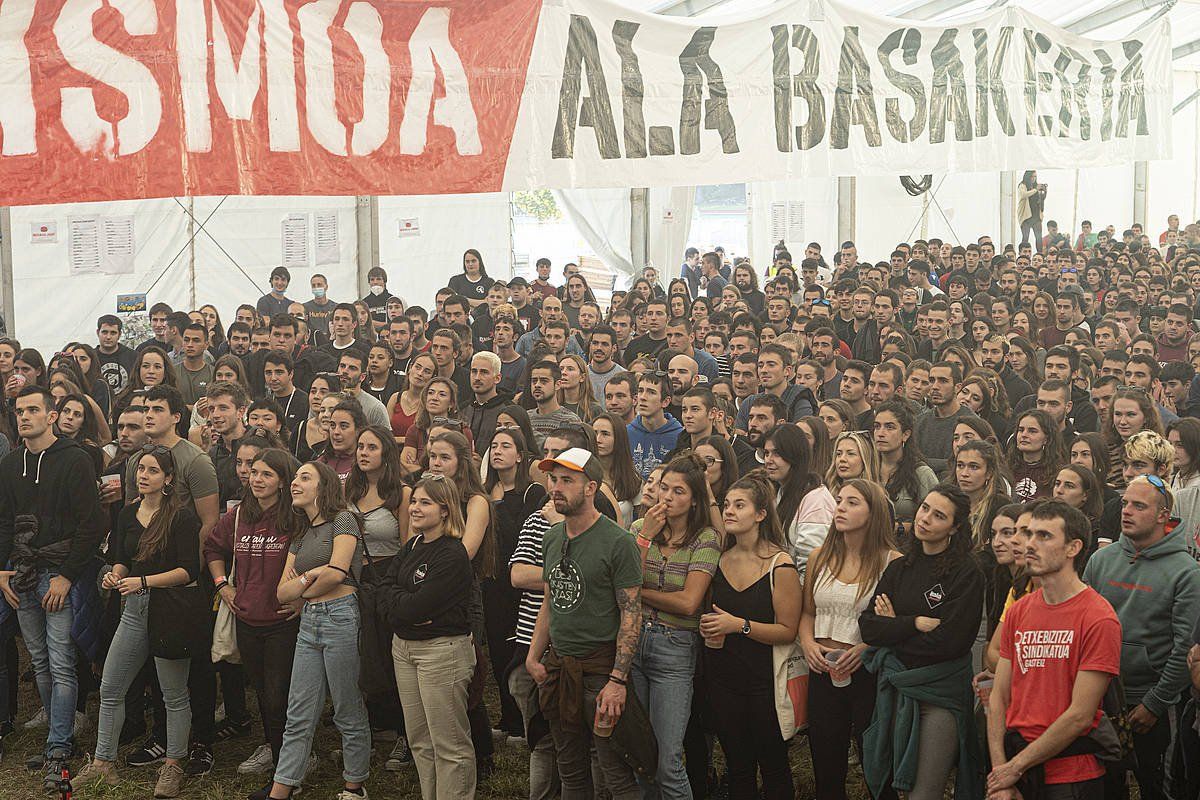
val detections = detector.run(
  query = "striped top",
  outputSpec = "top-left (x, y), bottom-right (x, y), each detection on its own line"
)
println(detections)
top-left (632, 522), bottom-right (722, 630)
top-left (509, 511), bottom-right (552, 646)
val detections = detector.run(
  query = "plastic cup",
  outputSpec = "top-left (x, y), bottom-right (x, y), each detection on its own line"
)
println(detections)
top-left (101, 474), bottom-right (121, 490)
top-left (827, 649), bottom-right (851, 688)
top-left (977, 678), bottom-right (994, 706)
top-left (593, 707), bottom-right (615, 738)
top-left (226, 499), bottom-right (242, 513)
top-left (704, 633), bottom-right (725, 649)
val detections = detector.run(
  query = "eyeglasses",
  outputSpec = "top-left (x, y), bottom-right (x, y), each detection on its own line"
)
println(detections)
top-left (495, 424), bottom-right (522, 434)
top-left (700, 456), bottom-right (722, 467)
top-left (810, 299), bottom-right (831, 308)
top-left (420, 472), bottom-right (447, 481)
top-left (431, 416), bottom-right (464, 428)
top-left (1060, 268), bottom-right (1078, 274)
top-left (140, 444), bottom-right (170, 456)
top-left (556, 534), bottom-right (574, 577)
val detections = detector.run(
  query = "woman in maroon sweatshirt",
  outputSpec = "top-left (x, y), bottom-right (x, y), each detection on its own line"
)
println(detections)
top-left (204, 448), bottom-right (304, 799)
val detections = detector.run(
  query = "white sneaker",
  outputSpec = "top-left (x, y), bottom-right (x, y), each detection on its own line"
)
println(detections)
top-left (336, 790), bottom-right (367, 800)
top-left (23, 707), bottom-right (47, 730)
top-left (73, 711), bottom-right (90, 737)
top-left (237, 744), bottom-right (274, 775)
top-left (214, 703), bottom-right (225, 722)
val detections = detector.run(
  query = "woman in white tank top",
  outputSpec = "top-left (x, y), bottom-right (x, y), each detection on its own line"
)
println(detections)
top-left (799, 479), bottom-right (901, 800)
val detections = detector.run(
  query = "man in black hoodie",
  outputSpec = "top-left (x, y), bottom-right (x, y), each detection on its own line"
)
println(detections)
top-left (464, 352), bottom-right (511, 457)
top-left (0, 386), bottom-right (102, 786)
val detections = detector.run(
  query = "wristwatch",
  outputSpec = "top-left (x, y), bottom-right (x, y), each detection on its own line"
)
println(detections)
top-left (741, 619), bottom-right (751, 635)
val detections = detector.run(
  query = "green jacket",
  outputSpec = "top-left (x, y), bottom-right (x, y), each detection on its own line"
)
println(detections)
top-left (1082, 525), bottom-right (1200, 717)
top-left (862, 648), bottom-right (982, 800)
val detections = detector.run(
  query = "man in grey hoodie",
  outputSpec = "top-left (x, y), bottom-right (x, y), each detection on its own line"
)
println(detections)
top-left (1083, 476), bottom-right (1200, 800)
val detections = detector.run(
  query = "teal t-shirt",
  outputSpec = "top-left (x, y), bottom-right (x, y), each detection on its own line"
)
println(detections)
top-left (542, 514), bottom-right (643, 657)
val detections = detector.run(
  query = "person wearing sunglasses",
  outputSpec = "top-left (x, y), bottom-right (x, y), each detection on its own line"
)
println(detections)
top-left (1083, 475), bottom-right (1200, 800)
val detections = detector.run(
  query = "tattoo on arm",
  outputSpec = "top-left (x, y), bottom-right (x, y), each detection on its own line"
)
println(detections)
top-left (613, 586), bottom-right (641, 678)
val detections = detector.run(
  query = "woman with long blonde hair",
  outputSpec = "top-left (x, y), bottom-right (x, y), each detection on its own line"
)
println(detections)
top-left (824, 431), bottom-right (882, 498)
top-left (800, 479), bottom-right (900, 800)
top-left (556, 354), bottom-right (598, 423)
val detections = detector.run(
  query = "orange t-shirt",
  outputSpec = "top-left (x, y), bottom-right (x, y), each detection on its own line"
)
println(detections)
top-left (999, 587), bottom-right (1121, 784)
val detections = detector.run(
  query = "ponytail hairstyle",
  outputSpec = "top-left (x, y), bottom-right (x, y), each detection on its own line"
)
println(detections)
top-left (723, 471), bottom-right (788, 553)
top-left (911, 483), bottom-right (975, 578)
top-left (657, 454), bottom-right (715, 549)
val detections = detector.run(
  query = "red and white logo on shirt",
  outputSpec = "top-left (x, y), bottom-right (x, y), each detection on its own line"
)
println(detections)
top-left (1013, 629), bottom-right (1076, 674)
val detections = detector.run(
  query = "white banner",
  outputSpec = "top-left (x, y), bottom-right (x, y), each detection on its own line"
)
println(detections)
top-left (504, 0), bottom-right (1172, 189)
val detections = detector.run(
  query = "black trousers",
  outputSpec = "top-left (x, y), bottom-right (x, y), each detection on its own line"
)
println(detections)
top-left (1104, 708), bottom-right (1172, 800)
top-left (807, 668), bottom-right (896, 800)
top-left (481, 582), bottom-right (521, 734)
top-left (708, 686), bottom-right (792, 800)
top-left (236, 617), bottom-right (299, 764)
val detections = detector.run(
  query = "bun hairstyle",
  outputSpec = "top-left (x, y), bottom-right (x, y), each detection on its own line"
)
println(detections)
top-left (723, 470), bottom-right (788, 553)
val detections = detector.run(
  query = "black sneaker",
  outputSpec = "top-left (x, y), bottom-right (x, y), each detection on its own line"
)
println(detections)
top-left (185, 743), bottom-right (214, 776)
top-left (215, 718), bottom-right (252, 741)
top-left (247, 781), bottom-right (272, 800)
top-left (126, 737), bottom-right (166, 767)
top-left (476, 756), bottom-right (494, 784)
top-left (42, 756), bottom-right (68, 792)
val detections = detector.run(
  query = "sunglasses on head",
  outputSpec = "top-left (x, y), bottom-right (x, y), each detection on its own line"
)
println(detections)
top-left (431, 416), bottom-right (464, 428)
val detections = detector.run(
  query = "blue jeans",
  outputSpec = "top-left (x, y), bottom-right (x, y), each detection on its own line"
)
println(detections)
top-left (630, 622), bottom-right (699, 800)
top-left (96, 592), bottom-right (191, 762)
top-left (274, 594), bottom-right (371, 787)
top-left (17, 570), bottom-right (76, 758)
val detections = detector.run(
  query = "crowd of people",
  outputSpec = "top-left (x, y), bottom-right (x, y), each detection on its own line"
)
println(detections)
top-left (0, 215), bottom-right (1199, 800)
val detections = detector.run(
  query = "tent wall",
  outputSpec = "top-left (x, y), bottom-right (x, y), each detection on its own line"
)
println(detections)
top-left (377, 193), bottom-right (513, 310)
top-left (12, 199), bottom-right (190, 355)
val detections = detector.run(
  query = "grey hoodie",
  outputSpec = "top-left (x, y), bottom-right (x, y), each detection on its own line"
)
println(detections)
top-left (1083, 526), bottom-right (1200, 716)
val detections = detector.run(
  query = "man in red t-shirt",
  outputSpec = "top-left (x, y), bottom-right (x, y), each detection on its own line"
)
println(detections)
top-left (987, 501), bottom-right (1121, 800)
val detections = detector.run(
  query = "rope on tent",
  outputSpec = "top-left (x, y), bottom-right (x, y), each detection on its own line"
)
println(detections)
top-left (169, 197), bottom-right (264, 295)
top-left (70, 196), bottom-right (230, 331)
top-left (903, 175), bottom-right (962, 246)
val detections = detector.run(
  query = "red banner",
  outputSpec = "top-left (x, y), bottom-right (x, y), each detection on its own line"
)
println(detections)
top-left (0, 0), bottom-right (541, 206)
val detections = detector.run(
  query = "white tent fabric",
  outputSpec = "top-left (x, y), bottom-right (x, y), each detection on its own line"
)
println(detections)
top-left (648, 186), bottom-right (696, 278)
top-left (552, 188), bottom-right (635, 277)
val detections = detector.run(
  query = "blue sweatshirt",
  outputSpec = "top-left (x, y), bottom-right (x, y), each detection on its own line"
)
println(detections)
top-left (627, 414), bottom-right (683, 479)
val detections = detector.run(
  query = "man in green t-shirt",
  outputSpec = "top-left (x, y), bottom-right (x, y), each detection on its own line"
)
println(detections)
top-left (527, 448), bottom-right (643, 800)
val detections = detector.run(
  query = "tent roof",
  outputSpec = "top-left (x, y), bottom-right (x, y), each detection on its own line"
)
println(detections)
top-left (620, 0), bottom-right (1200, 70)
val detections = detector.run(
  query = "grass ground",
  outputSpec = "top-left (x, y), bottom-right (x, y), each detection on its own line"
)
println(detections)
top-left (0, 646), bottom-right (867, 800)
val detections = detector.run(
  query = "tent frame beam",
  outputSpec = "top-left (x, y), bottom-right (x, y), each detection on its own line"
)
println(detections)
top-left (0, 209), bottom-right (12, 336)
top-left (1065, 0), bottom-right (1170, 36)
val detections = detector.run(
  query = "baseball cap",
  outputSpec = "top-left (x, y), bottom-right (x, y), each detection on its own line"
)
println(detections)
top-left (508, 277), bottom-right (529, 288)
top-left (538, 447), bottom-right (604, 482)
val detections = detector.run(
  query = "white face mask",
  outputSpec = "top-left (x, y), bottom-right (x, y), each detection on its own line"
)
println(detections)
top-left (369, 285), bottom-right (385, 296)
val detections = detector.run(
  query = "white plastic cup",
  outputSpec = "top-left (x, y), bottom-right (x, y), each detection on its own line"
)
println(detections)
top-left (826, 649), bottom-right (851, 688)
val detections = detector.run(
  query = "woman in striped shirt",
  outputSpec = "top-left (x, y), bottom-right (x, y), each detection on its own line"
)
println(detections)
top-left (629, 454), bottom-right (722, 799)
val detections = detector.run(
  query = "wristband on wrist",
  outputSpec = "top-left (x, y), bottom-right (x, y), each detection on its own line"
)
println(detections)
top-left (299, 572), bottom-right (309, 587)
top-left (139, 576), bottom-right (148, 594)
top-left (214, 578), bottom-right (229, 592)
top-left (608, 675), bottom-right (627, 686)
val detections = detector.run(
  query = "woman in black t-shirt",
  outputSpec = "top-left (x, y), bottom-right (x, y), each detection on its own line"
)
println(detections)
top-left (447, 249), bottom-right (495, 309)
top-left (75, 447), bottom-right (200, 798)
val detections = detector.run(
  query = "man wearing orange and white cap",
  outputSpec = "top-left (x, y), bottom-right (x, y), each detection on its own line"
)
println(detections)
top-left (525, 448), bottom-right (643, 800)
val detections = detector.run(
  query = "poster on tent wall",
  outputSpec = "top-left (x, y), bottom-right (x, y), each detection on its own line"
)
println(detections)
top-left (0, 0), bottom-right (1172, 206)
